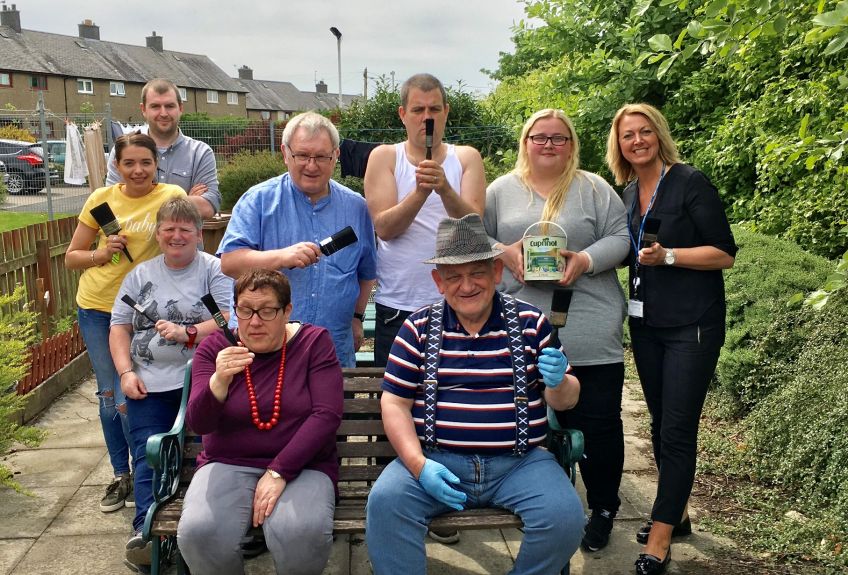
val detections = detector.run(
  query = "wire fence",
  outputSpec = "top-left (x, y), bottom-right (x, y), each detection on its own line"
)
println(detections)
top-left (1, 103), bottom-right (517, 216)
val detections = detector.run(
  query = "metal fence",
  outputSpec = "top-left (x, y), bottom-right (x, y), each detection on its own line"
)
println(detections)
top-left (1, 98), bottom-right (516, 217)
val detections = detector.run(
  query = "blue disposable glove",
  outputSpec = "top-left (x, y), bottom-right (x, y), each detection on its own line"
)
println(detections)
top-left (417, 459), bottom-right (467, 511)
top-left (538, 347), bottom-right (568, 388)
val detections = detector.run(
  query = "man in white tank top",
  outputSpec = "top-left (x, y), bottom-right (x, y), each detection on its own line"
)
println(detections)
top-left (364, 73), bottom-right (486, 369)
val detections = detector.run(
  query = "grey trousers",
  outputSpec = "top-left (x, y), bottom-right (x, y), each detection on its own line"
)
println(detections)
top-left (177, 462), bottom-right (335, 575)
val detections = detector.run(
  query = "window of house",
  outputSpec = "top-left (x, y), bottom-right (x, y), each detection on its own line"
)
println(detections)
top-left (109, 81), bottom-right (125, 97)
top-left (227, 92), bottom-right (238, 105)
top-left (30, 75), bottom-right (47, 90)
top-left (0, 72), bottom-right (11, 87)
top-left (178, 87), bottom-right (187, 101)
top-left (206, 90), bottom-right (218, 104)
top-left (77, 78), bottom-right (94, 94)
top-left (278, 111), bottom-right (290, 121)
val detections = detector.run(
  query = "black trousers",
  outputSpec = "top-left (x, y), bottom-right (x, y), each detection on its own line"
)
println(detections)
top-left (629, 308), bottom-right (724, 525)
top-left (555, 362), bottom-right (625, 515)
top-left (374, 302), bottom-right (412, 368)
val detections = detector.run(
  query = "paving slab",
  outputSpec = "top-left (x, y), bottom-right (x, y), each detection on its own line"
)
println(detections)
top-left (1, 447), bottom-right (103, 489)
top-left (45, 485), bottom-right (135, 536)
top-left (0, 486), bottom-right (77, 538)
top-left (8, 533), bottom-right (130, 575)
top-left (0, 539), bottom-right (34, 575)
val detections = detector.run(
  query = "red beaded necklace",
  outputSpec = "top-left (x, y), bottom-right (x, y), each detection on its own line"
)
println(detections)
top-left (243, 329), bottom-right (287, 431)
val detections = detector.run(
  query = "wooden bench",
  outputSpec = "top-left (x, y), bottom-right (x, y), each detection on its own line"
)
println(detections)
top-left (143, 363), bottom-right (583, 574)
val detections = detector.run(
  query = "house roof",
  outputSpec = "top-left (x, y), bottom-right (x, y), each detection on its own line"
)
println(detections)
top-left (237, 77), bottom-right (359, 112)
top-left (0, 26), bottom-right (246, 93)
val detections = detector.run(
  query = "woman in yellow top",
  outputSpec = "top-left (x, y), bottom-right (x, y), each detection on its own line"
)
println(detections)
top-left (65, 132), bottom-right (185, 515)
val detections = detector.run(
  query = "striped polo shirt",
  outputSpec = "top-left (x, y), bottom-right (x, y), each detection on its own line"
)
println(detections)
top-left (383, 293), bottom-right (564, 455)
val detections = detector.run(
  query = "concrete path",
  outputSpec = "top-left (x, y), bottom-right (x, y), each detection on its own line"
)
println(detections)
top-left (0, 376), bottom-right (736, 574)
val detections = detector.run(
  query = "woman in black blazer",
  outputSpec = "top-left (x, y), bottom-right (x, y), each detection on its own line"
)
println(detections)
top-left (606, 104), bottom-right (737, 575)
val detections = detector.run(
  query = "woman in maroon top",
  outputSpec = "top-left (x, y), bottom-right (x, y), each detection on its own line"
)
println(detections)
top-left (178, 269), bottom-right (343, 575)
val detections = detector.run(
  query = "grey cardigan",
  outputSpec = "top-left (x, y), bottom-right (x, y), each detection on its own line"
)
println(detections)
top-left (484, 171), bottom-right (629, 365)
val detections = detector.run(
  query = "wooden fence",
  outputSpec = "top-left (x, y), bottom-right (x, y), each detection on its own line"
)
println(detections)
top-left (0, 216), bottom-right (82, 332)
top-left (1, 216), bottom-right (85, 394)
top-left (18, 322), bottom-right (86, 395)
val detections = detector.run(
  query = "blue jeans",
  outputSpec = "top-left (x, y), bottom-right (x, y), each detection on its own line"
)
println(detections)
top-left (366, 447), bottom-right (585, 575)
top-left (126, 389), bottom-right (183, 532)
top-left (78, 307), bottom-right (131, 476)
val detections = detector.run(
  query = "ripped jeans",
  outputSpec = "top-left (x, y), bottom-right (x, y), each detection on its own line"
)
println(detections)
top-left (78, 307), bottom-right (131, 476)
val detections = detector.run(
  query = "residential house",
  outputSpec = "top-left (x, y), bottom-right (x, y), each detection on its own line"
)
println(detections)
top-left (0, 4), bottom-right (247, 129)
top-left (235, 65), bottom-right (358, 122)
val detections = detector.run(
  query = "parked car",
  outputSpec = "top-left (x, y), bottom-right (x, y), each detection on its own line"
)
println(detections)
top-left (0, 139), bottom-right (59, 194)
top-left (45, 140), bottom-right (65, 185)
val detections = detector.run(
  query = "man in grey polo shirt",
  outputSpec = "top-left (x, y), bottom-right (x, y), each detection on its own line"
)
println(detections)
top-left (106, 78), bottom-right (220, 218)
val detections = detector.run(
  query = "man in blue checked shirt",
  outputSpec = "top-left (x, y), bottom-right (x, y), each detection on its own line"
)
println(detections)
top-left (365, 214), bottom-right (585, 575)
top-left (218, 111), bottom-right (377, 368)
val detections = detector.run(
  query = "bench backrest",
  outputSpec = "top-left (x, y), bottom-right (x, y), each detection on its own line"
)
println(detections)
top-left (179, 367), bottom-right (391, 497)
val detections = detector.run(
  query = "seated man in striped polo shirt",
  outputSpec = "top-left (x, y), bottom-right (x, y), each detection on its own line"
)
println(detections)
top-left (365, 213), bottom-right (585, 575)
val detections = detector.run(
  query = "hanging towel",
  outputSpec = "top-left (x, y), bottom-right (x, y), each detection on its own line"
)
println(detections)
top-left (339, 139), bottom-right (381, 178)
top-left (64, 123), bottom-right (88, 185)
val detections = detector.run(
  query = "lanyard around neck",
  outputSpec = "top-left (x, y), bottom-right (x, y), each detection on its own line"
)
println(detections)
top-left (627, 163), bottom-right (666, 261)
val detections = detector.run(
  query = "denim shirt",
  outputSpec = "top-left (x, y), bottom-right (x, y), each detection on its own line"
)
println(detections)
top-left (218, 173), bottom-right (377, 367)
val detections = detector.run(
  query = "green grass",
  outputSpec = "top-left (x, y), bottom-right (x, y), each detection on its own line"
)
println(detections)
top-left (0, 212), bottom-right (74, 233)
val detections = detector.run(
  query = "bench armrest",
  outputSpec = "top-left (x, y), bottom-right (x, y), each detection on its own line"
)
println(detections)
top-left (546, 405), bottom-right (584, 484)
top-left (142, 360), bottom-right (193, 540)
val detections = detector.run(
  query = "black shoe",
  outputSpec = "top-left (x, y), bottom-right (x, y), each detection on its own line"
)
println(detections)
top-left (242, 538), bottom-right (268, 558)
top-left (635, 516), bottom-right (691, 545)
top-left (582, 509), bottom-right (614, 552)
top-left (634, 548), bottom-right (671, 575)
top-left (427, 528), bottom-right (460, 544)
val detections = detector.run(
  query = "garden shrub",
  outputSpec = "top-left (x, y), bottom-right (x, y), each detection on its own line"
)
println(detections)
top-left (731, 286), bottom-right (848, 568)
top-left (713, 225), bottom-right (831, 415)
top-left (0, 125), bottom-right (35, 142)
top-left (218, 151), bottom-right (286, 211)
top-left (0, 286), bottom-right (44, 492)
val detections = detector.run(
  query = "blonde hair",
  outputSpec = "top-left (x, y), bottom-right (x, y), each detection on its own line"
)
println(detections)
top-left (514, 109), bottom-right (580, 233)
top-left (606, 103), bottom-right (681, 185)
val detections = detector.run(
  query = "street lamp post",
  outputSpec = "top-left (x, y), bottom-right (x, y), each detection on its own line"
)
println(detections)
top-left (329, 27), bottom-right (342, 109)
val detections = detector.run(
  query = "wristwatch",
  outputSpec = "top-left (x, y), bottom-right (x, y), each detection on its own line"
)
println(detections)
top-left (267, 468), bottom-right (282, 480)
top-left (664, 248), bottom-right (676, 266)
top-left (185, 325), bottom-right (198, 349)
top-left (353, 312), bottom-right (365, 322)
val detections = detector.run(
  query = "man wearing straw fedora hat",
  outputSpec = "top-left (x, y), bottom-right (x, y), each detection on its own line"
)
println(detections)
top-left (365, 214), bottom-right (585, 574)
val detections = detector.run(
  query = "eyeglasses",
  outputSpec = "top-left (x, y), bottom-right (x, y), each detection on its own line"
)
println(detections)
top-left (527, 134), bottom-right (572, 146)
top-left (234, 306), bottom-right (282, 321)
top-left (288, 151), bottom-right (335, 166)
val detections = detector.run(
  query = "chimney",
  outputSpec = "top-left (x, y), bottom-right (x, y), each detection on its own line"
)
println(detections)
top-left (146, 31), bottom-right (163, 52)
top-left (238, 65), bottom-right (253, 80)
top-left (316, 80), bottom-right (328, 94)
top-left (0, 4), bottom-right (21, 33)
top-left (78, 19), bottom-right (100, 40)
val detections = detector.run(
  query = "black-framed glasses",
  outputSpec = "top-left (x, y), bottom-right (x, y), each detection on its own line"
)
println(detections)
top-left (527, 134), bottom-right (572, 146)
top-left (288, 150), bottom-right (335, 166)
top-left (234, 306), bottom-right (282, 321)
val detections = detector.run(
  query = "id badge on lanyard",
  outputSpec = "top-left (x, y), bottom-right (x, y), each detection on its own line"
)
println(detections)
top-left (626, 164), bottom-right (665, 319)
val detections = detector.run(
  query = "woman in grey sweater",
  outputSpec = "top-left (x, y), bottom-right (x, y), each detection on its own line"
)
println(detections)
top-left (483, 108), bottom-right (629, 552)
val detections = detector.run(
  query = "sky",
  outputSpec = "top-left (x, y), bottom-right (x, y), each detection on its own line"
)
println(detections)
top-left (10, 0), bottom-right (534, 95)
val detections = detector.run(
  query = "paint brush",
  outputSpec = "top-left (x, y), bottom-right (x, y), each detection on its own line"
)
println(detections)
top-left (200, 294), bottom-right (238, 346)
top-left (89, 202), bottom-right (133, 263)
top-left (120, 294), bottom-right (157, 323)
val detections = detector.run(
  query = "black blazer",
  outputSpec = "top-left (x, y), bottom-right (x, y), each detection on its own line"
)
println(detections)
top-left (623, 163), bottom-right (738, 328)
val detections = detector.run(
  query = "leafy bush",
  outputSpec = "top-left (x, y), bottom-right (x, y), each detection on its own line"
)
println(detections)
top-left (714, 225), bottom-right (831, 415)
top-left (218, 150), bottom-right (286, 211)
top-left (703, 285), bottom-right (848, 569)
top-left (0, 286), bottom-right (44, 492)
top-left (0, 125), bottom-right (35, 142)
